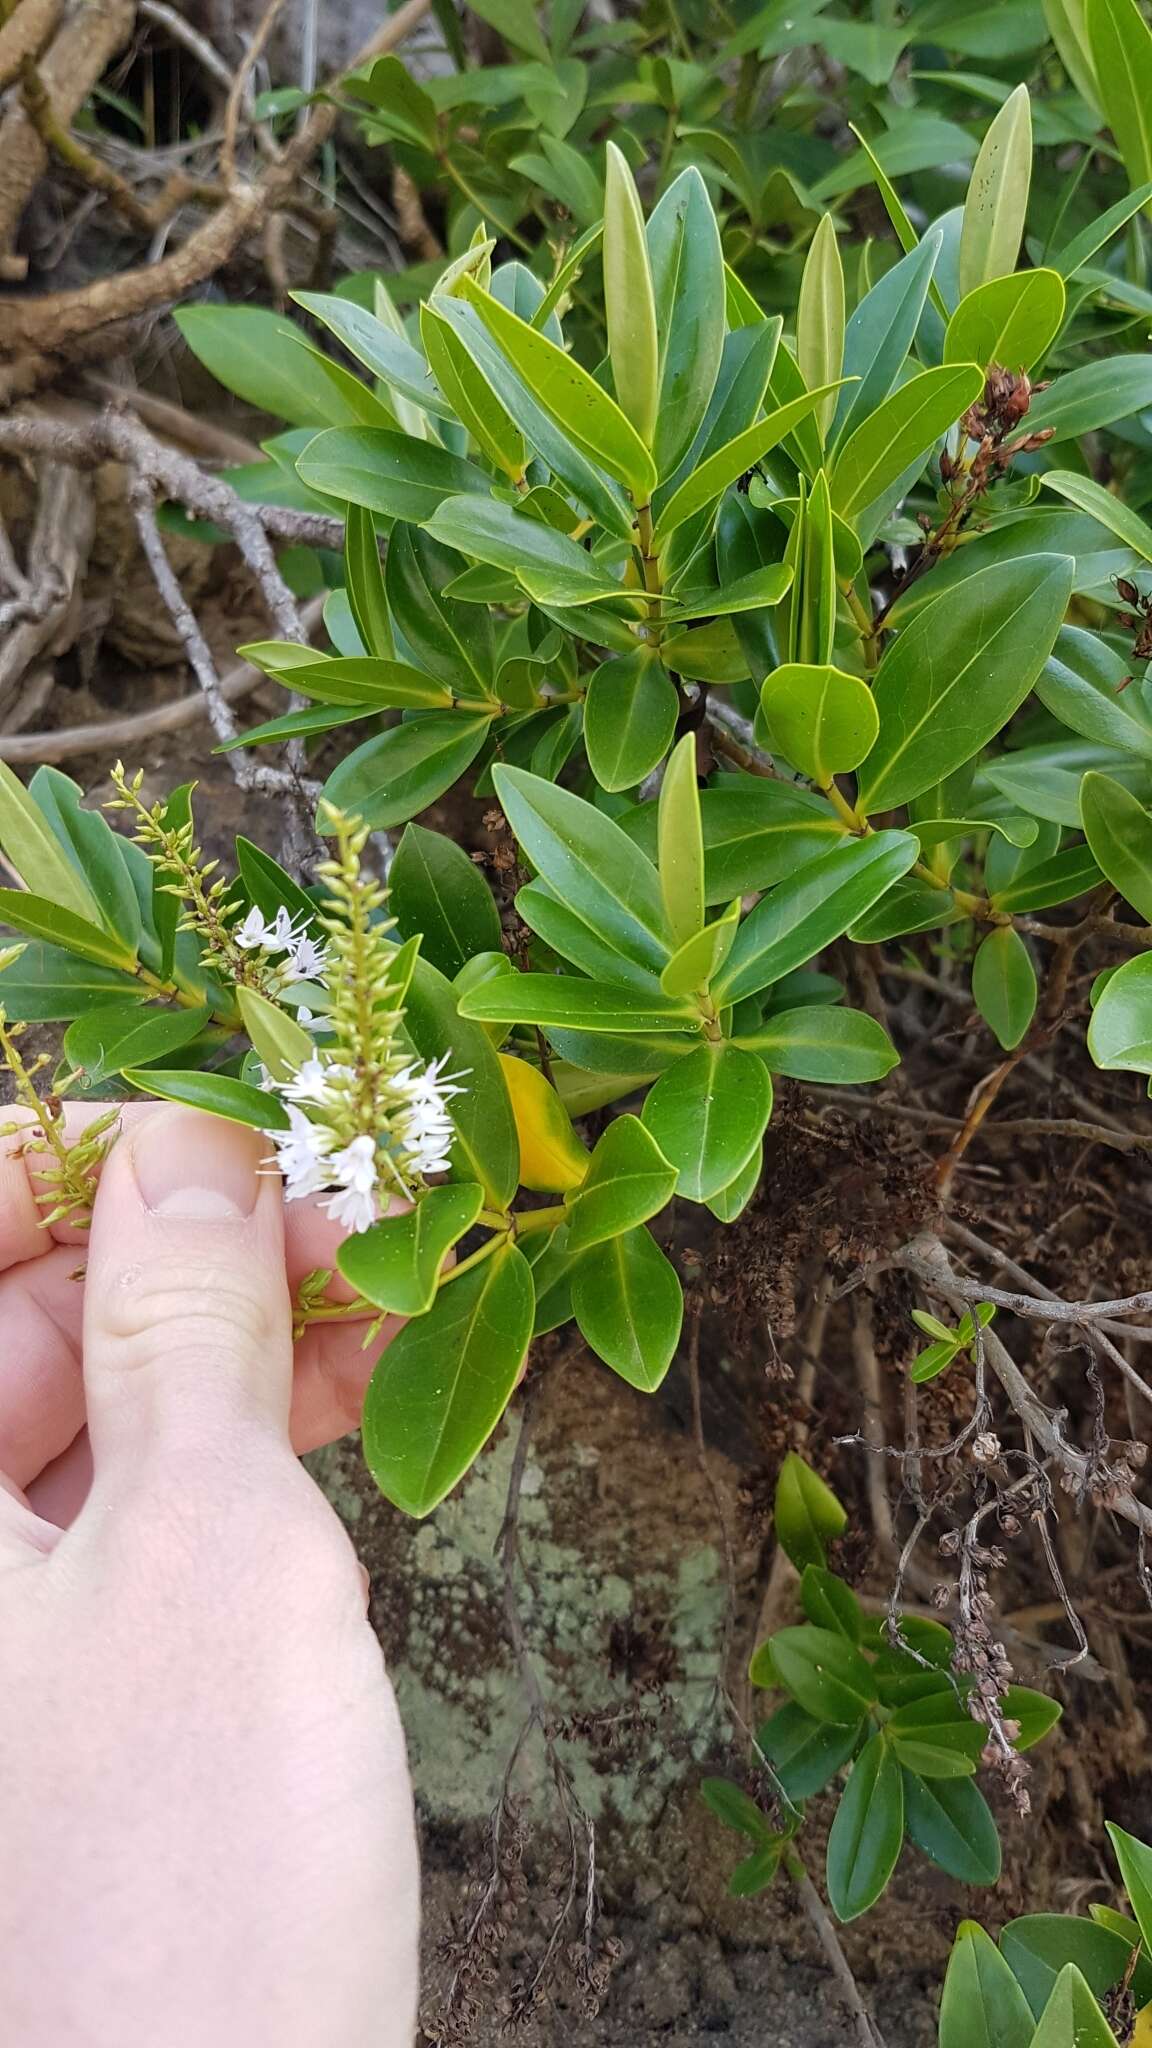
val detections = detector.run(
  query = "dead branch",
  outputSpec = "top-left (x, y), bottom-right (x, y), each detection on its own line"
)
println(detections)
top-left (0, 461), bottom-right (92, 726)
top-left (0, 0), bottom-right (61, 95)
top-left (0, 0), bottom-right (432, 374)
top-left (0, 0), bottom-right (135, 260)
top-left (897, 1239), bottom-right (1152, 1333)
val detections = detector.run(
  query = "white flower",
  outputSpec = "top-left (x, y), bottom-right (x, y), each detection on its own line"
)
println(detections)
top-left (235, 905), bottom-right (272, 951)
top-left (392, 1051), bottom-right (467, 1175)
top-left (323, 1133), bottom-right (378, 1233)
top-left (235, 902), bottom-right (299, 955)
top-left (284, 928), bottom-right (329, 981)
top-left (264, 1103), bottom-right (334, 1201)
top-left (279, 1054), bottom-right (351, 1107)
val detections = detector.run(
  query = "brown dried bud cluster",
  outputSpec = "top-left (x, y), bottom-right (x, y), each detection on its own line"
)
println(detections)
top-left (952, 366), bottom-right (1056, 476)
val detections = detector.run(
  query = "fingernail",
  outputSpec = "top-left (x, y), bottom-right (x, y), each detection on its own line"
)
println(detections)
top-left (131, 1107), bottom-right (263, 1220)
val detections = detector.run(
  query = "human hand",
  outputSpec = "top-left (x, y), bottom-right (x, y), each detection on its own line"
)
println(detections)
top-left (0, 1106), bottom-right (419, 2047)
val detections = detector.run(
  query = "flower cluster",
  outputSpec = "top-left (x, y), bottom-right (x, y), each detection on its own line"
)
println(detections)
top-left (264, 1051), bottom-right (465, 1232)
top-left (255, 811), bottom-right (467, 1233)
top-left (234, 903), bottom-right (328, 984)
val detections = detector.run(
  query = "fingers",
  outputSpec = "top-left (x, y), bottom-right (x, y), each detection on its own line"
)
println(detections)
top-left (80, 1106), bottom-right (294, 1488)
top-left (0, 1243), bottom-right (87, 1489)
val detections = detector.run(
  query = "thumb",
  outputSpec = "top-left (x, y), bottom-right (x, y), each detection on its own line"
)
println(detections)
top-left (81, 1106), bottom-right (292, 1487)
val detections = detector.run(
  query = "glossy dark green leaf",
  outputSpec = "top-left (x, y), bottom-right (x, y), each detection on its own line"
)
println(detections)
top-left (285, 657), bottom-right (452, 709)
top-left (29, 768), bottom-right (142, 953)
top-left (832, 230), bottom-right (942, 445)
top-left (647, 166), bottom-right (725, 478)
top-left (121, 1068), bottom-right (289, 1130)
top-left (0, 889), bottom-right (138, 971)
top-left (1002, 1684), bottom-right (1062, 1752)
top-left (64, 1000), bottom-right (211, 1083)
top-left (887, 1694), bottom-right (985, 1777)
top-left (494, 765), bottom-right (669, 969)
top-left (289, 292), bottom-right (453, 421)
top-left (1029, 357), bottom-right (1152, 440)
top-left (571, 1224), bottom-right (683, 1390)
top-left (1002, 1915), bottom-right (1152, 2019)
top-left (800, 1565), bottom-right (862, 1642)
top-left (728, 1845), bottom-right (783, 1897)
top-left (903, 1770), bottom-right (1001, 1884)
top-left (584, 650), bottom-right (677, 793)
top-left (385, 524), bottom-right (496, 698)
top-left (389, 823), bottom-right (502, 979)
top-left (704, 1140), bottom-right (762, 1222)
top-left (641, 1041), bottom-right (772, 1202)
top-left (1081, 772), bottom-right (1152, 923)
top-left (1031, 1965), bottom-right (1120, 2047)
top-left (297, 428), bottom-right (491, 524)
top-left (797, 213), bottom-right (844, 443)
top-left (337, 1184), bottom-right (484, 1316)
top-left (1086, 0), bottom-right (1152, 197)
top-left (363, 1239), bottom-right (533, 1516)
top-left (972, 926), bottom-right (1037, 1050)
top-left (756, 1701), bottom-right (861, 1800)
top-left (735, 1005), bottom-right (898, 1082)
top-left (938, 1922), bottom-right (1035, 2048)
top-left (176, 304), bottom-right (396, 427)
top-left (652, 384), bottom-right (843, 547)
top-left (769, 1626), bottom-right (877, 1725)
top-left (1040, 471), bottom-right (1152, 563)
top-left (826, 1732), bottom-right (904, 1923)
top-left (517, 883), bottom-right (662, 995)
top-left (459, 973), bottom-right (697, 1033)
top-left (235, 837), bottom-right (319, 939)
top-left (699, 1777), bottom-right (774, 1843)
top-left (321, 716), bottom-right (492, 831)
top-left (343, 501), bottom-right (392, 659)
top-left (564, 1114), bottom-right (677, 1251)
top-left (667, 784), bottom-right (842, 902)
top-left (857, 556), bottom-right (1074, 814)
top-left (1038, 629), bottom-right (1152, 761)
top-left (603, 140), bottom-right (659, 450)
top-left (0, 760), bottom-right (103, 927)
top-left (0, 941), bottom-right (146, 1021)
top-left (773, 1450), bottom-right (847, 1570)
top-left (831, 363), bottom-right (983, 527)
top-left (426, 494), bottom-right (627, 607)
top-left (420, 301), bottom-right (525, 482)
top-left (1106, 1825), bottom-right (1152, 1959)
top-left (989, 844), bottom-right (1103, 914)
top-left (404, 956), bottom-right (519, 1210)
top-left (714, 832), bottom-right (918, 1005)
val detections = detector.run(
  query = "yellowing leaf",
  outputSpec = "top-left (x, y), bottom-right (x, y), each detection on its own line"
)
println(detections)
top-left (499, 1053), bottom-right (590, 1192)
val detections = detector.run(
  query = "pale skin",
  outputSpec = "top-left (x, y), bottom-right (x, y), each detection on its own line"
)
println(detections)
top-left (0, 1102), bottom-right (420, 2048)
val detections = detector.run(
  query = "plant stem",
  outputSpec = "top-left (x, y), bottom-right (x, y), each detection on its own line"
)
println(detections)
top-left (512, 1203), bottom-right (567, 1238)
top-left (783, 1849), bottom-right (887, 2048)
top-left (438, 1230), bottom-right (509, 1284)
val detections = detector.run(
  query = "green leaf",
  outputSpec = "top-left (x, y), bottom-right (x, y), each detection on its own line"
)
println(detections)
top-left (1086, 0), bottom-right (1152, 198)
top-left (1038, 628), bottom-right (1152, 760)
top-left (832, 230), bottom-right (942, 446)
top-left (564, 1113), bottom-right (677, 1251)
top-left (337, 1184), bottom-right (484, 1316)
top-left (1029, 359), bottom-right (1152, 442)
top-left (584, 650), bottom-right (677, 793)
top-left (947, 270), bottom-right (1066, 376)
top-left (1081, 772), bottom-right (1152, 923)
top-left (1088, 951), bottom-right (1152, 1074)
top-left (420, 302), bottom-right (525, 482)
top-left (826, 1732), bottom-right (903, 1922)
top-left (235, 836), bottom-right (318, 939)
top-left (769, 1626), bottom-right (877, 1725)
top-left (28, 768), bottom-right (141, 953)
top-left (831, 364), bottom-right (983, 527)
top-left (0, 941), bottom-right (145, 1021)
top-left (959, 84), bottom-right (1032, 295)
top-left (348, 52), bottom-right (437, 146)
top-left (886, 1695), bottom-right (985, 1777)
top-left (459, 973), bottom-right (697, 1033)
top-left (386, 524), bottom-right (496, 699)
top-left (939, 1923), bottom-right (1035, 2048)
top-left (467, 0), bottom-right (548, 59)
top-left (0, 889), bottom-right (138, 971)
top-left (652, 384), bottom-right (845, 548)
top-left (857, 555), bottom-right (1074, 814)
top-left (1002, 1684), bottom-right (1062, 1752)
top-left (756, 1701), bottom-right (861, 1799)
top-left (425, 494), bottom-right (628, 608)
top-left (735, 1005), bottom-right (899, 1083)
top-left (603, 141), bottom-right (659, 450)
top-left (285, 658), bottom-right (452, 709)
top-left (517, 883), bottom-right (661, 995)
top-left (705, 1139), bottom-right (762, 1221)
top-left (657, 734), bottom-right (705, 946)
top-left (989, 843), bottom-right (1104, 913)
top-left (903, 1771), bottom-right (1001, 1884)
top-left (0, 761), bottom-right (103, 928)
top-left (1040, 471), bottom-right (1152, 563)
top-left (1106, 1825), bottom-right (1152, 1958)
top-left (648, 782), bottom-right (842, 903)
top-left (404, 956), bottom-right (519, 1210)
top-left (1044, 0), bottom-right (1100, 105)
top-left (297, 428), bottom-right (490, 524)
top-left (773, 1450), bottom-right (847, 1570)
top-left (236, 987), bottom-right (314, 1082)
top-left (797, 214), bottom-right (844, 443)
top-left (121, 1068), bottom-right (288, 1130)
top-left (641, 1042), bottom-right (772, 1202)
top-left (647, 166), bottom-right (726, 479)
top-left (1053, 179), bottom-right (1152, 275)
top-left (389, 823), bottom-right (502, 980)
top-left (972, 926), bottom-right (1037, 1050)
top-left (728, 1845), bottom-right (783, 1897)
top-left (320, 717), bottom-right (492, 832)
top-left (800, 1564), bottom-right (862, 1642)
top-left (343, 502), bottom-right (392, 660)
top-left (64, 1001), bottom-right (211, 1083)
top-left (495, 764), bottom-right (669, 969)
top-left (459, 277), bottom-right (655, 500)
top-left (175, 305), bottom-right (390, 428)
top-left (714, 832), bottom-right (919, 1005)
top-left (660, 899), bottom-right (740, 998)
top-left (1031, 1965), bottom-right (1120, 2048)
top-left (362, 1238), bottom-right (533, 1516)
top-left (699, 1777), bottom-right (774, 1843)
top-left (571, 1224), bottom-right (683, 1390)
top-left (290, 291), bottom-right (453, 421)
top-left (1002, 1916), bottom-right (1152, 2019)
top-left (758, 662), bottom-right (879, 784)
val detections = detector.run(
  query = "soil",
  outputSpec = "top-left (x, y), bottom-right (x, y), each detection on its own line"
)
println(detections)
top-left (17, 526), bottom-right (1152, 2048)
